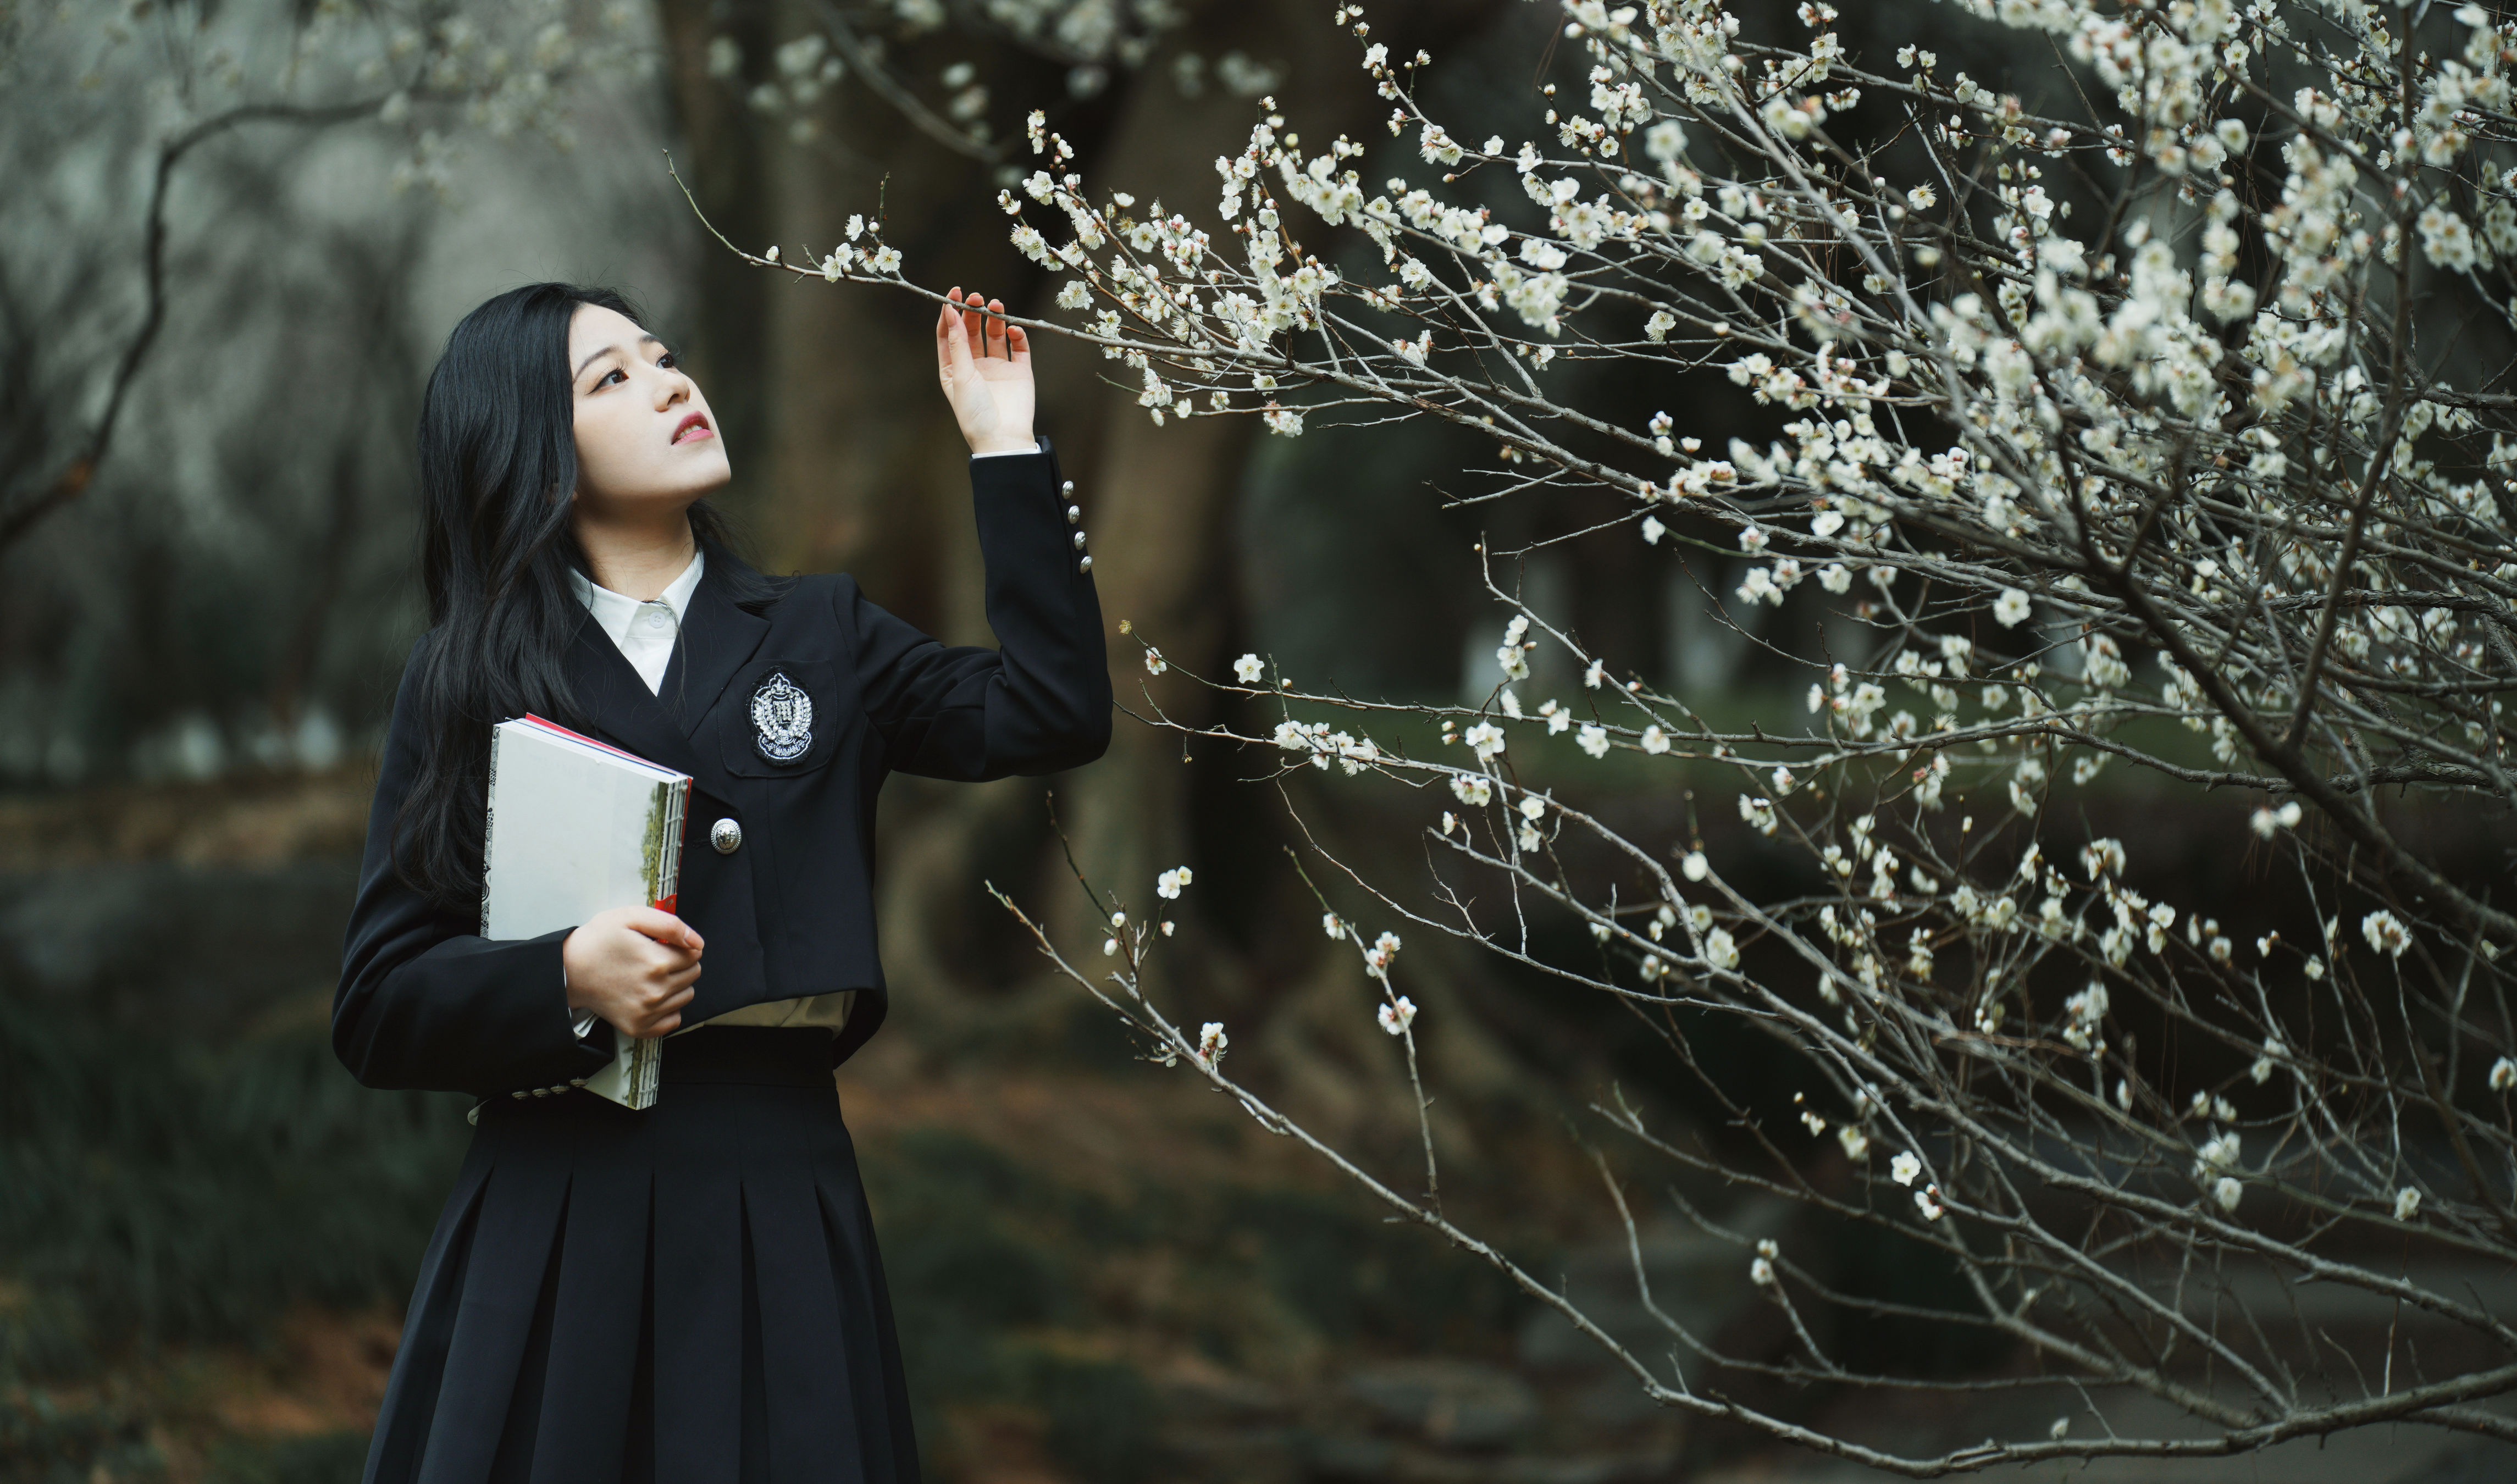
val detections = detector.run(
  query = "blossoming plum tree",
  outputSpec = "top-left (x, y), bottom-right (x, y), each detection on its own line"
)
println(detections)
top-left (746, 0), bottom-right (2517, 1468)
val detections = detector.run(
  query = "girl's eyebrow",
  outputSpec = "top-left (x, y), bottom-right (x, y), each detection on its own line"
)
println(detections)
top-left (574, 333), bottom-right (664, 382)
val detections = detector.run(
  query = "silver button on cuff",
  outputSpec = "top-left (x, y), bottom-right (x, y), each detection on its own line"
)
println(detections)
top-left (1077, 555), bottom-right (1093, 573)
top-left (711, 817), bottom-right (743, 854)
top-left (1060, 479), bottom-right (1075, 494)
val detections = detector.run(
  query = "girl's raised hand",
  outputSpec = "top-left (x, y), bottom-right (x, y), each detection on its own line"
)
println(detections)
top-left (935, 287), bottom-right (1037, 456)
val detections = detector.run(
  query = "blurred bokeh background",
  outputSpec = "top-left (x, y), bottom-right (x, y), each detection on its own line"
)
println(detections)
top-left (5, 3), bottom-right (2505, 1482)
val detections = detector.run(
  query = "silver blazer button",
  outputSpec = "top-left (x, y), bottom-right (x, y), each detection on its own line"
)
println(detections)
top-left (711, 817), bottom-right (743, 854)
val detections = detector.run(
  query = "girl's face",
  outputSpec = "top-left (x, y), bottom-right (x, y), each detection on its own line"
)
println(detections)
top-left (568, 302), bottom-right (730, 518)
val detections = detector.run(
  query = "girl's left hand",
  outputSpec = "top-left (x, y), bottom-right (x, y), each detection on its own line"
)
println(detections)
top-left (936, 287), bottom-right (1036, 456)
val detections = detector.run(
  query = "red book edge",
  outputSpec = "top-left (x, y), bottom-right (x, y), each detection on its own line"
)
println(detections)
top-left (516, 713), bottom-right (691, 914)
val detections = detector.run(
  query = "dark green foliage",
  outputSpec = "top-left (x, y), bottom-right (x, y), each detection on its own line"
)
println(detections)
top-left (870, 1132), bottom-right (1082, 1398)
top-left (1225, 1187), bottom-right (1518, 1349)
top-left (1022, 1352), bottom-right (1153, 1484)
top-left (859, 1124), bottom-right (1523, 1477)
top-left (0, 988), bottom-right (472, 1378)
top-left (0, 1392), bottom-right (165, 1484)
top-left (200, 1432), bottom-right (372, 1484)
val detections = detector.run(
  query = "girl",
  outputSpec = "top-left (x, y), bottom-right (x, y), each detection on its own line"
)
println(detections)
top-left (336, 281), bottom-right (1109, 1483)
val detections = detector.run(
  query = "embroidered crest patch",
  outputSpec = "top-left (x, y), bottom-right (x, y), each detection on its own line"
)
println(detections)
top-left (750, 671), bottom-right (815, 763)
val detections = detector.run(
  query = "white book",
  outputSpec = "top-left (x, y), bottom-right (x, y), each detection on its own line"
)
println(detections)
top-left (482, 714), bottom-right (691, 1110)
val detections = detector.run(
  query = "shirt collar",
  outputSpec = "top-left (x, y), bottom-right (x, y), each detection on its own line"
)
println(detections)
top-left (568, 545), bottom-right (706, 641)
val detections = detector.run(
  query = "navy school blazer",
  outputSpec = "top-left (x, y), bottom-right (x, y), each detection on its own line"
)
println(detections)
top-left (334, 441), bottom-right (1111, 1099)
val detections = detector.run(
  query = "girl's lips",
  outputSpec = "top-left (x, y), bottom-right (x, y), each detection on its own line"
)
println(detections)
top-left (672, 421), bottom-right (713, 445)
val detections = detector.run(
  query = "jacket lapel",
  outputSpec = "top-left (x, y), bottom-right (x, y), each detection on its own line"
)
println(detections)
top-left (562, 612), bottom-right (713, 785)
top-left (661, 546), bottom-right (770, 737)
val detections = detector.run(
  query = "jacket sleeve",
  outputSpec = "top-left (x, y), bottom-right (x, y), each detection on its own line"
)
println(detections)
top-left (334, 635), bottom-right (620, 1097)
top-left (849, 438), bottom-right (1114, 780)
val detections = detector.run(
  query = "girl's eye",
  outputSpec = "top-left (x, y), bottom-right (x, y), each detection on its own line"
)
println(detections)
top-left (596, 367), bottom-right (625, 389)
top-left (657, 351), bottom-right (677, 370)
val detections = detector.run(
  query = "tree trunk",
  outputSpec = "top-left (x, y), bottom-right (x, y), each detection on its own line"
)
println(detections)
top-left (1048, 0), bottom-right (1502, 953)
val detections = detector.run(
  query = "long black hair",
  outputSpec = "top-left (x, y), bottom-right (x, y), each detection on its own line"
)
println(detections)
top-left (391, 282), bottom-right (773, 913)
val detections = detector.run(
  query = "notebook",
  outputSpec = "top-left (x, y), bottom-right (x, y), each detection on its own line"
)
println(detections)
top-left (482, 713), bottom-right (691, 1110)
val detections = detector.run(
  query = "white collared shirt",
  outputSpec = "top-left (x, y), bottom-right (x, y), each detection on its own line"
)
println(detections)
top-left (568, 547), bottom-right (706, 694)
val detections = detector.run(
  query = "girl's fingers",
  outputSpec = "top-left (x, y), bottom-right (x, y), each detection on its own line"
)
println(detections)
top-left (939, 287), bottom-right (976, 378)
top-left (622, 906), bottom-right (699, 948)
top-left (942, 290), bottom-right (1035, 364)
top-left (962, 295), bottom-right (991, 358)
top-left (637, 978), bottom-right (696, 1020)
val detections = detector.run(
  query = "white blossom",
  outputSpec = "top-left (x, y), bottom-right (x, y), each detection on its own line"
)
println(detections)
top-left (2419, 206), bottom-right (2485, 272)
top-left (2362, 910), bottom-right (2411, 959)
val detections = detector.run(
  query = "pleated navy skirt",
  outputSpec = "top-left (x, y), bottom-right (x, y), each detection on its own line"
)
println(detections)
top-left (361, 1027), bottom-right (920, 1484)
